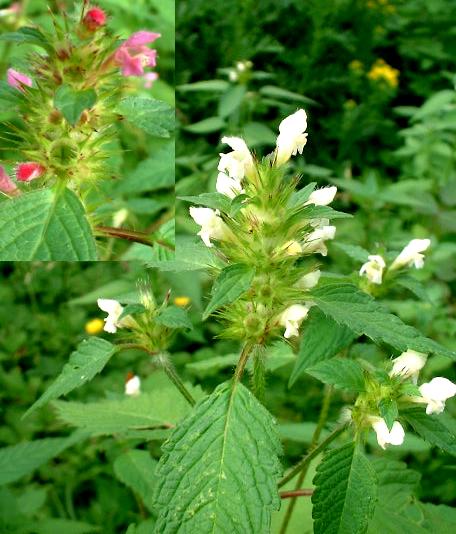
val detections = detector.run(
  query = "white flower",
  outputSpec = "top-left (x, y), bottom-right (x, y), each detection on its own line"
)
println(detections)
top-left (390, 349), bottom-right (427, 380)
top-left (359, 255), bottom-right (386, 285)
top-left (218, 136), bottom-right (254, 179)
top-left (305, 186), bottom-right (337, 206)
top-left (296, 270), bottom-right (321, 289)
top-left (125, 375), bottom-right (141, 396)
top-left (281, 240), bottom-right (302, 256)
top-left (419, 377), bottom-right (456, 415)
top-left (390, 239), bottom-right (431, 270)
top-left (275, 109), bottom-right (308, 166)
top-left (189, 207), bottom-right (228, 247)
top-left (97, 298), bottom-right (125, 334)
top-left (279, 304), bottom-right (310, 338)
top-left (113, 208), bottom-right (128, 228)
top-left (301, 225), bottom-right (336, 256)
top-left (370, 417), bottom-right (405, 449)
top-left (216, 172), bottom-right (244, 199)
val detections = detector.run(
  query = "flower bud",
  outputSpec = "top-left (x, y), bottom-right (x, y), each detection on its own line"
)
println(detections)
top-left (389, 349), bottom-right (427, 380)
top-left (83, 7), bottom-right (107, 31)
top-left (125, 374), bottom-right (141, 396)
top-left (296, 270), bottom-right (321, 289)
top-left (7, 68), bottom-right (32, 91)
top-left (16, 162), bottom-right (45, 182)
top-left (359, 255), bottom-right (386, 285)
top-left (305, 186), bottom-right (337, 206)
top-left (0, 165), bottom-right (18, 195)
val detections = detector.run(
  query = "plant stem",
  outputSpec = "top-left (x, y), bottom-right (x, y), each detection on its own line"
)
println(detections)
top-left (95, 225), bottom-right (175, 250)
top-left (279, 422), bottom-right (346, 490)
top-left (234, 342), bottom-right (254, 383)
top-left (162, 359), bottom-right (196, 407)
top-left (280, 489), bottom-right (314, 499)
top-left (251, 344), bottom-right (266, 401)
top-left (279, 386), bottom-right (333, 533)
top-left (116, 344), bottom-right (195, 407)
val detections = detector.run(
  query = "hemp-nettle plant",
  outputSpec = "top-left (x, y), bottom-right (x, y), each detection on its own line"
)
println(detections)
top-left (0, 1), bottom-right (174, 260)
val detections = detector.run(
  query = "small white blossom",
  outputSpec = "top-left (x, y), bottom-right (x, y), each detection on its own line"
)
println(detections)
top-left (370, 417), bottom-right (405, 449)
top-left (97, 299), bottom-right (125, 334)
top-left (359, 255), bottom-right (386, 285)
top-left (305, 186), bottom-right (337, 206)
top-left (390, 238), bottom-right (431, 270)
top-left (125, 375), bottom-right (141, 396)
top-left (390, 349), bottom-right (427, 380)
top-left (275, 109), bottom-right (308, 166)
top-left (218, 136), bottom-right (254, 179)
top-left (216, 172), bottom-right (244, 199)
top-left (419, 377), bottom-right (456, 415)
top-left (112, 208), bottom-right (129, 228)
top-left (189, 207), bottom-right (228, 247)
top-left (301, 225), bottom-right (336, 256)
top-left (297, 270), bottom-right (321, 289)
top-left (279, 304), bottom-right (310, 338)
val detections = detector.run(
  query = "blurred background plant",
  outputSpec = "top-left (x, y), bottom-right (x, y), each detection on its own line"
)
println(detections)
top-left (0, 0), bottom-right (175, 260)
top-left (175, 0), bottom-right (456, 529)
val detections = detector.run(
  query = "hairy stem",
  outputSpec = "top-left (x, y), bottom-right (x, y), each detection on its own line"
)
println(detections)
top-left (95, 225), bottom-right (175, 250)
top-left (279, 386), bottom-right (333, 533)
top-left (251, 344), bottom-right (266, 401)
top-left (280, 489), bottom-right (314, 499)
top-left (234, 342), bottom-right (254, 383)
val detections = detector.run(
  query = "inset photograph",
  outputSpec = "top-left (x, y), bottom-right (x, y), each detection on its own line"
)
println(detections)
top-left (0, 1), bottom-right (175, 260)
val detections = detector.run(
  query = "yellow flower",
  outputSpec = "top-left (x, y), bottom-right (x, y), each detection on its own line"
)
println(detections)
top-left (85, 318), bottom-right (105, 335)
top-left (367, 59), bottom-right (399, 88)
top-left (174, 296), bottom-right (191, 307)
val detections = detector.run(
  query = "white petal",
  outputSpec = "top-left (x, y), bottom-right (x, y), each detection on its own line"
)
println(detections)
top-left (297, 270), bottom-right (321, 289)
top-left (216, 172), bottom-right (243, 198)
top-left (306, 186), bottom-right (337, 206)
top-left (391, 238), bottom-right (431, 270)
top-left (125, 375), bottom-right (141, 396)
top-left (419, 377), bottom-right (456, 402)
top-left (390, 349), bottom-right (427, 378)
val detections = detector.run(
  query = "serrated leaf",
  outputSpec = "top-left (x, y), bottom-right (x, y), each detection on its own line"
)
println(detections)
top-left (156, 306), bottom-right (192, 329)
top-left (203, 263), bottom-right (255, 319)
top-left (0, 188), bottom-right (97, 260)
top-left (0, 27), bottom-right (49, 49)
top-left (396, 276), bottom-right (431, 302)
top-left (24, 338), bottom-right (117, 418)
top-left (0, 432), bottom-right (84, 486)
top-left (299, 204), bottom-right (351, 221)
top-left (179, 192), bottom-right (232, 212)
top-left (154, 381), bottom-right (282, 533)
top-left (311, 283), bottom-right (456, 359)
top-left (402, 407), bottom-right (456, 456)
top-left (289, 308), bottom-right (355, 387)
top-left (113, 450), bottom-right (157, 514)
top-left (54, 85), bottom-right (96, 126)
top-left (307, 358), bottom-right (365, 392)
top-left (312, 442), bottom-right (377, 534)
top-left (117, 96), bottom-right (175, 137)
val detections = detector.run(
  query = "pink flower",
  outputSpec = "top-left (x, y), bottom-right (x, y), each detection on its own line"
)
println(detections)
top-left (83, 7), bottom-right (107, 31)
top-left (114, 31), bottom-right (160, 77)
top-left (7, 68), bottom-right (32, 91)
top-left (0, 165), bottom-right (18, 195)
top-left (16, 162), bottom-right (45, 182)
top-left (144, 72), bottom-right (159, 89)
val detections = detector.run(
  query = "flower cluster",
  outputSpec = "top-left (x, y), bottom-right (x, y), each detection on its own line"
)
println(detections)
top-left (0, 4), bottom-right (160, 197)
top-left (351, 349), bottom-right (456, 450)
top-left (359, 238), bottom-right (431, 285)
top-left (367, 59), bottom-right (399, 88)
top-left (189, 109), bottom-right (341, 342)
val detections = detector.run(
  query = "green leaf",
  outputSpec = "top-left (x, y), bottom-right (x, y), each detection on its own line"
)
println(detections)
top-left (53, 376), bottom-right (200, 435)
top-left (54, 85), bottom-right (97, 126)
top-left (307, 358), bottom-right (365, 392)
top-left (26, 519), bottom-right (101, 534)
top-left (311, 283), bottom-right (456, 359)
top-left (312, 442), bottom-right (377, 534)
top-left (154, 381), bottom-right (282, 533)
top-left (177, 80), bottom-right (229, 92)
top-left (0, 432), bottom-right (84, 486)
top-left (148, 240), bottom-right (225, 272)
top-left (218, 85), bottom-right (246, 117)
top-left (0, 80), bottom-right (23, 106)
top-left (24, 338), bottom-right (117, 418)
top-left (0, 27), bottom-right (49, 49)
top-left (156, 306), bottom-right (192, 329)
top-left (117, 96), bottom-right (175, 137)
top-left (184, 116), bottom-right (225, 134)
top-left (259, 85), bottom-right (316, 104)
top-left (179, 192), bottom-right (232, 212)
top-left (396, 276), bottom-right (431, 302)
top-left (378, 398), bottom-right (399, 431)
top-left (203, 263), bottom-right (255, 320)
top-left (289, 308), bottom-right (355, 387)
top-left (402, 407), bottom-right (456, 456)
top-left (288, 182), bottom-right (317, 207)
top-left (333, 242), bottom-right (371, 263)
top-left (0, 188), bottom-right (97, 260)
top-left (113, 450), bottom-right (157, 514)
